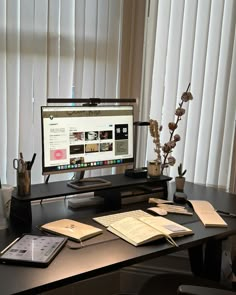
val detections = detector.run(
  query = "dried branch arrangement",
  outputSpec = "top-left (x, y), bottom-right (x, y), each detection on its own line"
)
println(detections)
top-left (149, 83), bottom-right (193, 174)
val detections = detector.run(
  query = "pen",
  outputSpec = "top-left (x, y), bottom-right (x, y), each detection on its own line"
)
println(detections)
top-left (29, 153), bottom-right (36, 170)
top-left (0, 237), bottom-right (20, 254)
top-left (216, 210), bottom-right (236, 218)
top-left (0, 178), bottom-right (1, 189)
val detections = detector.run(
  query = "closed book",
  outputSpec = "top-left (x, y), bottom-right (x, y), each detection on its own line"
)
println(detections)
top-left (41, 219), bottom-right (102, 242)
top-left (189, 200), bottom-right (227, 227)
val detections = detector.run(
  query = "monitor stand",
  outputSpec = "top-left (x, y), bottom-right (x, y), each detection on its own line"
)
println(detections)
top-left (67, 171), bottom-right (112, 191)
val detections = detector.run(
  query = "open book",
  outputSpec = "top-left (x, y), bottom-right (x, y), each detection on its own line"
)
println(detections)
top-left (107, 216), bottom-right (193, 247)
top-left (41, 219), bottom-right (103, 242)
top-left (188, 200), bottom-right (227, 227)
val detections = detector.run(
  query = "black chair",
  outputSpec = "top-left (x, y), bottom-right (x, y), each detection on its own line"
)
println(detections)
top-left (177, 285), bottom-right (236, 295)
top-left (137, 273), bottom-right (232, 295)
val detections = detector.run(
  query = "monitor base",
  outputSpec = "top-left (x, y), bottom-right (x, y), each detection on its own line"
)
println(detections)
top-left (67, 178), bottom-right (112, 192)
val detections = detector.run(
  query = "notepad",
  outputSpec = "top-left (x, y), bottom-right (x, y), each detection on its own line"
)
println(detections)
top-left (41, 219), bottom-right (103, 242)
top-left (189, 200), bottom-right (227, 227)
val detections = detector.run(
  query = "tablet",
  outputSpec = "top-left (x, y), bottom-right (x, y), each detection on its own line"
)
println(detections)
top-left (0, 234), bottom-right (67, 267)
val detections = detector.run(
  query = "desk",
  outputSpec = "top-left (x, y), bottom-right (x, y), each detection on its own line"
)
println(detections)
top-left (0, 182), bottom-right (236, 295)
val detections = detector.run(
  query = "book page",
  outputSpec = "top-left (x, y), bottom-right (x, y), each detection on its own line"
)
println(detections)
top-left (189, 200), bottom-right (227, 227)
top-left (108, 217), bottom-right (164, 246)
top-left (139, 216), bottom-right (193, 238)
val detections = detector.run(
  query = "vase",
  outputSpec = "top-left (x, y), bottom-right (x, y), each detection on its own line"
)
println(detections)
top-left (147, 161), bottom-right (161, 177)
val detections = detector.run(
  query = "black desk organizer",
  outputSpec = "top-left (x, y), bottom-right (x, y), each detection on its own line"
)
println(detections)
top-left (10, 174), bottom-right (172, 226)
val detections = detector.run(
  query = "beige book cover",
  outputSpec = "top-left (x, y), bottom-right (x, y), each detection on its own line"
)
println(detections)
top-left (189, 200), bottom-right (227, 227)
top-left (41, 219), bottom-right (103, 242)
top-left (107, 216), bottom-right (193, 247)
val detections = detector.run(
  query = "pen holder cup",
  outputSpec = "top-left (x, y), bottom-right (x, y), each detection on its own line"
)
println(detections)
top-left (17, 170), bottom-right (31, 196)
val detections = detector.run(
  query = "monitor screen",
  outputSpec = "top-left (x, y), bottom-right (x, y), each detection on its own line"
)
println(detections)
top-left (41, 105), bottom-right (134, 176)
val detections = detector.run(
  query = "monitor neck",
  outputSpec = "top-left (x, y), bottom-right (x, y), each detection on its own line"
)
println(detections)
top-left (74, 171), bottom-right (85, 181)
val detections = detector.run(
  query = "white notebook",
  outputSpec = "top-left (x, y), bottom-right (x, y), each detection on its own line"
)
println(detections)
top-left (41, 219), bottom-right (103, 242)
top-left (189, 200), bottom-right (227, 227)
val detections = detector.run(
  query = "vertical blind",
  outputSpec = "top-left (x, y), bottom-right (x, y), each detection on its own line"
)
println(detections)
top-left (0, 0), bottom-right (123, 185)
top-left (141, 0), bottom-right (236, 189)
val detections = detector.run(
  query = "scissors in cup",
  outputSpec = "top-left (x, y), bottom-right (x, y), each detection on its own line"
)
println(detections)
top-left (13, 158), bottom-right (26, 173)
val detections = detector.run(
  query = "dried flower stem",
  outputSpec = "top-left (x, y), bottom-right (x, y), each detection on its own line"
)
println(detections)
top-left (161, 83), bottom-right (191, 174)
top-left (149, 119), bottom-right (161, 164)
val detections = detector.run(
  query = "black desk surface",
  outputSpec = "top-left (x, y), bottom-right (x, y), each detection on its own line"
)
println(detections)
top-left (1, 182), bottom-right (236, 295)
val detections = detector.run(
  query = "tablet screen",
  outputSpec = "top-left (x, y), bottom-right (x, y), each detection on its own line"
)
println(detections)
top-left (0, 234), bottom-right (67, 267)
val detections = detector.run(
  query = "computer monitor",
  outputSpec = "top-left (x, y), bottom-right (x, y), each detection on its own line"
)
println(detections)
top-left (41, 105), bottom-right (134, 190)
